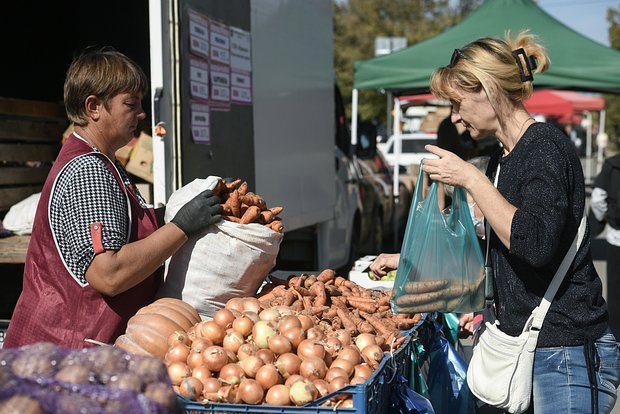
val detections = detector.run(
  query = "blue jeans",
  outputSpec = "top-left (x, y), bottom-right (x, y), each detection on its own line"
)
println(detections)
top-left (531, 332), bottom-right (620, 413)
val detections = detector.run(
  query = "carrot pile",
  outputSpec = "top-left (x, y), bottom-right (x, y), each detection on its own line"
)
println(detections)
top-left (213, 179), bottom-right (284, 232)
top-left (257, 269), bottom-right (421, 350)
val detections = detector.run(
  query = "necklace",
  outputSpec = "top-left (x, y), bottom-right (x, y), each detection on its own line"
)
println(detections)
top-left (516, 117), bottom-right (535, 139)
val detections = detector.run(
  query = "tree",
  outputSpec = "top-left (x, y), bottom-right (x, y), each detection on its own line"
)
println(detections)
top-left (605, 5), bottom-right (620, 152)
top-left (333, 0), bottom-right (480, 125)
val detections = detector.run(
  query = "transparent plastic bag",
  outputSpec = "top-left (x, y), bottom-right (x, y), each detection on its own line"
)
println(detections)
top-left (391, 167), bottom-right (485, 314)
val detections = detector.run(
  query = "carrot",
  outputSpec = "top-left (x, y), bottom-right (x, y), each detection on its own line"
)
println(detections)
top-left (322, 306), bottom-right (338, 319)
top-left (292, 285), bottom-right (314, 297)
top-left (240, 192), bottom-right (267, 210)
top-left (325, 285), bottom-right (342, 297)
top-left (377, 295), bottom-right (390, 307)
top-left (213, 179), bottom-right (228, 197)
top-left (402, 279), bottom-right (450, 294)
top-left (268, 220), bottom-right (284, 232)
top-left (334, 276), bottom-right (357, 290)
top-left (291, 300), bottom-right (304, 312)
top-left (316, 269), bottom-right (336, 284)
top-left (225, 179), bottom-right (242, 191)
top-left (238, 181), bottom-right (249, 196)
top-left (336, 308), bottom-right (358, 337)
top-left (302, 295), bottom-right (313, 310)
top-left (359, 311), bottom-right (400, 338)
top-left (259, 209), bottom-right (276, 224)
top-left (348, 310), bottom-right (374, 334)
top-left (300, 306), bottom-right (329, 317)
top-left (377, 305), bottom-right (391, 313)
top-left (331, 316), bottom-right (342, 330)
top-left (346, 298), bottom-right (378, 314)
top-left (228, 190), bottom-right (242, 217)
top-left (310, 282), bottom-right (327, 307)
top-left (223, 215), bottom-right (241, 223)
top-left (240, 205), bottom-right (261, 224)
top-left (269, 206), bottom-right (284, 216)
top-left (303, 275), bottom-right (317, 289)
top-left (221, 204), bottom-right (233, 216)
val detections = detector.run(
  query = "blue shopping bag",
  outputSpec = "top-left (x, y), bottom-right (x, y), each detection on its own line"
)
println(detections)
top-left (391, 166), bottom-right (485, 314)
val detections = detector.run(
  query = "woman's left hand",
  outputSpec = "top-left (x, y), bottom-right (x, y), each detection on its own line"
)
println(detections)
top-left (422, 145), bottom-right (472, 189)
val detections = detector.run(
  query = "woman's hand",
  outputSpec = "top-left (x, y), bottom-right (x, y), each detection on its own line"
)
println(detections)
top-left (369, 253), bottom-right (400, 279)
top-left (458, 312), bottom-right (477, 339)
top-left (422, 145), bottom-right (475, 189)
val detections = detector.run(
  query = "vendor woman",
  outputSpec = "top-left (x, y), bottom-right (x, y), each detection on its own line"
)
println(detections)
top-left (5, 48), bottom-right (221, 348)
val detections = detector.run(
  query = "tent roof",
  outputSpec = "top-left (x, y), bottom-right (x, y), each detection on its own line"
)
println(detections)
top-left (353, 0), bottom-right (620, 94)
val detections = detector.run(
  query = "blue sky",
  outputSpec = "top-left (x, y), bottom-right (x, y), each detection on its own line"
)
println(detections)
top-left (527, 0), bottom-right (616, 46)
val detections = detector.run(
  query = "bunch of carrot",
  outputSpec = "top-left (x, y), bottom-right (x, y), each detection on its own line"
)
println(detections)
top-left (213, 179), bottom-right (284, 232)
top-left (257, 269), bottom-right (421, 350)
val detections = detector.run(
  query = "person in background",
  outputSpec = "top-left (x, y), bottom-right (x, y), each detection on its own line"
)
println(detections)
top-left (421, 32), bottom-right (618, 413)
top-left (5, 48), bottom-right (222, 348)
top-left (590, 152), bottom-right (620, 340)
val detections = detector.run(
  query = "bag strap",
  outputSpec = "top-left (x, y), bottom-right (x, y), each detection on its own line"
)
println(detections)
top-left (531, 214), bottom-right (587, 330)
top-left (483, 164), bottom-right (500, 307)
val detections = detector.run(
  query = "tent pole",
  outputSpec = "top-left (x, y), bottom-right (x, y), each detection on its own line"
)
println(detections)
top-left (387, 92), bottom-right (393, 140)
top-left (597, 109), bottom-right (607, 174)
top-left (351, 89), bottom-right (359, 150)
top-left (585, 111), bottom-right (592, 185)
top-left (393, 97), bottom-right (401, 249)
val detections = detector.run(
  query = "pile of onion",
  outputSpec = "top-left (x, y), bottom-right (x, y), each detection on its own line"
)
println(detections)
top-left (166, 296), bottom-right (390, 407)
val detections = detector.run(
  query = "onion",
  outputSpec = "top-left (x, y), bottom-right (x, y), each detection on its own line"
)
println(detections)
top-left (333, 329), bottom-right (352, 346)
top-left (273, 305), bottom-right (294, 317)
top-left (281, 326), bottom-right (305, 349)
top-left (165, 343), bottom-right (190, 364)
top-left (179, 377), bottom-right (203, 401)
top-left (268, 335), bottom-right (292, 355)
top-left (252, 320), bottom-right (277, 349)
top-left (355, 333), bottom-right (377, 353)
top-left (350, 376), bottom-right (367, 385)
top-left (202, 377), bottom-right (221, 395)
top-left (299, 356), bottom-right (328, 380)
top-left (259, 308), bottom-right (281, 322)
top-left (353, 363), bottom-right (373, 380)
top-left (325, 367), bottom-right (349, 382)
top-left (341, 398), bottom-right (354, 407)
top-left (278, 315), bottom-right (301, 333)
top-left (218, 384), bottom-right (241, 403)
top-left (225, 349), bottom-right (238, 363)
top-left (203, 346), bottom-right (228, 372)
top-left (239, 355), bottom-right (264, 378)
top-left (225, 297), bottom-right (244, 313)
top-left (237, 342), bottom-right (259, 361)
top-left (265, 384), bottom-right (291, 405)
top-left (201, 321), bottom-right (226, 345)
top-left (255, 349), bottom-right (276, 365)
top-left (219, 363), bottom-right (245, 385)
top-left (255, 364), bottom-right (282, 390)
top-left (285, 374), bottom-right (305, 388)
top-left (232, 316), bottom-right (254, 338)
top-left (297, 314), bottom-right (315, 331)
top-left (330, 358), bottom-right (354, 378)
top-left (242, 297), bottom-right (262, 314)
top-left (289, 379), bottom-right (318, 406)
top-left (191, 365), bottom-right (212, 384)
top-left (312, 379), bottom-right (330, 397)
top-left (168, 330), bottom-right (191, 347)
top-left (187, 350), bottom-right (205, 369)
top-left (306, 327), bottom-right (324, 341)
top-left (222, 331), bottom-right (245, 354)
top-left (187, 324), bottom-right (198, 341)
top-left (213, 309), bottom-right (236, 329)
top-left (328, 375), bottom-right (348, 395)
top-left (337, 345), bottom-right (362, 365)
top-left (324, 336), bottom-right (342, 357)
top-left (243, 311), bottom-right (260, 324)
top-left (361, 344), bottom-right (384, 369)
top-left (297, 339), bottom-right (325, 361)
top-left (275, 353), bottom-right (301, 379)
top-left (191, 337), bottom-right (213, 353)
top-left (167, 361), bottom-right (191, 386)
top-left (238, 378), bottom-right (264, 404)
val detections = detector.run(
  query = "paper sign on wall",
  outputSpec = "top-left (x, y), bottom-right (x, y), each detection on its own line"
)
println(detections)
top-left (189, 11), bottom-right (210, 59)
top-left (189, 57), bottom-right (209, 102)
top-left (191, 103), bottom-right (210, 145)
top-left (231, 27), bottom-right (251, 73)
top-left (210, 21), bottom-right (231, 66)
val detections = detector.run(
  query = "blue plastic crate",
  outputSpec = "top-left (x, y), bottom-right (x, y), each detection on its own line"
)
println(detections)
top-left (180, 334), bottom-right (413, 414)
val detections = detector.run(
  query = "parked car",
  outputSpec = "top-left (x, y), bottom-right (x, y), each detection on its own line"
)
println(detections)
top-left (377, 132), bottom-right (438, 174)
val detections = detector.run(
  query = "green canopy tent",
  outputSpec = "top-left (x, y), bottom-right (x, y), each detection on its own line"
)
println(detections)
top-left (350, 0), bottom-right (620, 188)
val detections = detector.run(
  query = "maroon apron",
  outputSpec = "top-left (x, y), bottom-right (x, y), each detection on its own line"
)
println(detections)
top-left (5, 134), bottom-right (160, 348)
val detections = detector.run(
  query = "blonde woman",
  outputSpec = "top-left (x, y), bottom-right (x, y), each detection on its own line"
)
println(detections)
top-left (423, 32), bottom-right (619, 413)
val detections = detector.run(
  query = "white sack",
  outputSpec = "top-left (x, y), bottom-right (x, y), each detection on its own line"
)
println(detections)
top-left (157, 177), bottom-right (283, 320)
top-left (3, 192), bottom-right (41, 235)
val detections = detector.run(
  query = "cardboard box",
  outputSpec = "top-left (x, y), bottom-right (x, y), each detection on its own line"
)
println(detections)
top-left (126, 132), bottom-right (153, 183)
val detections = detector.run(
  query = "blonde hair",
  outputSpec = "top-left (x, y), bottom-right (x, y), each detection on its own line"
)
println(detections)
top-left (430, 31), bottom-right (549, 115)
top-left (64, 47), bottom-right (147, 126)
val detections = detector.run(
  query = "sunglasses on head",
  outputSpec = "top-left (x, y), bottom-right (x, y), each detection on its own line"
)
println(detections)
top-left (448, 48), bottom-right (470, 68)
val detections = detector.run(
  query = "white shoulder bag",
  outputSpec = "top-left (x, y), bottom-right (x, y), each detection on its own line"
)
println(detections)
top-left (466, 164), bottom-right (587, 414)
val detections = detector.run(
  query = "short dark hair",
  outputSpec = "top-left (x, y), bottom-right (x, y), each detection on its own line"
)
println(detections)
top-left (64, 47), bottom-right (148, 126)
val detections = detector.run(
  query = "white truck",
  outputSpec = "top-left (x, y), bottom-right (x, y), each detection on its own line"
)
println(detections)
top-left (148, 0), bottom-right (365, 272)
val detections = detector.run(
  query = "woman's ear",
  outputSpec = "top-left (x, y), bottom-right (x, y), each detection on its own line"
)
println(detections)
top-left (84, 95), bottom-right (102, 121)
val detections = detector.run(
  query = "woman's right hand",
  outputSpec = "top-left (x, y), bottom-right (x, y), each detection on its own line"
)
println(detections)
top-left (171, 189), bottom-right (222, 236)
top-left (369, 253), bottom-right (400, 278)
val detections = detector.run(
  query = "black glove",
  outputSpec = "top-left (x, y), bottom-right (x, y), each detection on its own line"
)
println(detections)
top-left (171, 189), bottom-right (222, 236)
